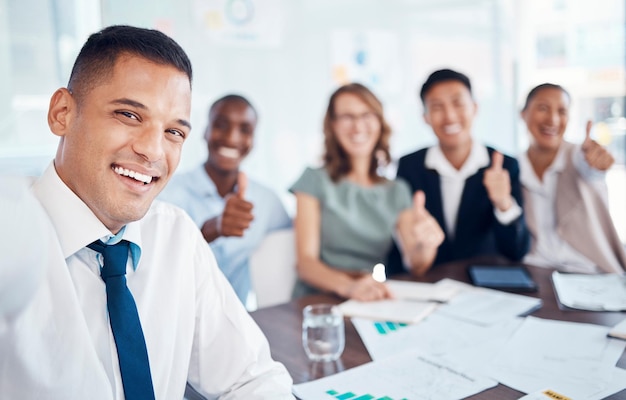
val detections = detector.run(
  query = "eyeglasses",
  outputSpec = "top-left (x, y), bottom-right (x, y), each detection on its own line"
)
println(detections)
top-left (333, 111), bottom-right (379, 127)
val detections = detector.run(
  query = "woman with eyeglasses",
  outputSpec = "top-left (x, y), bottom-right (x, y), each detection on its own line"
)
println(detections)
top-left (289, 83), bottom-right (444, 301)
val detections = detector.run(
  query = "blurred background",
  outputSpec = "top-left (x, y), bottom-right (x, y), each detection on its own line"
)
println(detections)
top-left (0, 0), bottom-right (624, 241)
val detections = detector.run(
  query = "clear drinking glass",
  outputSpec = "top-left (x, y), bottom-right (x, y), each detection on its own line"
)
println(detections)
top-left (302, 304), bottom-right (345, 362)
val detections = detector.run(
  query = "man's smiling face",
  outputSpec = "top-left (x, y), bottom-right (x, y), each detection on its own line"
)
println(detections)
top-left (423, 80), bottom-right (477, 152)
top-left (50, 54), bottom-right (192, 233)
top-left (205, 99), bottom-right (257, 174)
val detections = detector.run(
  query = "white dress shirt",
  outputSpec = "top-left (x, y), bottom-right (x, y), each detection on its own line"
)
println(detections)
top-left (0, 176), bottom-right (47, 320)
top-left (520, 145), bottom-right (607, 273)
top-left (0, 163), bottom-right (294, 400)
top-left (424, 142), bottom-right (522, 238)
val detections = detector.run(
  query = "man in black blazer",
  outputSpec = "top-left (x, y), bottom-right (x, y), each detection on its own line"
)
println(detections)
top-left (390, 69), bottom-right (530, 276)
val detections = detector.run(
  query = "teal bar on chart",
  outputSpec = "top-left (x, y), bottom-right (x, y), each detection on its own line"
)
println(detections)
top-left (326, 388), bottom-right (403, 400)
top-left (373, 321), bottom-right (409, 335)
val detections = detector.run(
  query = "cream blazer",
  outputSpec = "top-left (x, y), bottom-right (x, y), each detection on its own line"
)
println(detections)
top-left (523, 142), bottom-right (626, 273)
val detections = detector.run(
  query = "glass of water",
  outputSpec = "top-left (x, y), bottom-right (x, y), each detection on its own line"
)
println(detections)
top-left (302, 304), bottom-right (345, 362)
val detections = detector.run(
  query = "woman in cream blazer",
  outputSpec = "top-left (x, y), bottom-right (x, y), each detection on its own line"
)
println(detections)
top-left (519, 83), bottom-right (625, 274)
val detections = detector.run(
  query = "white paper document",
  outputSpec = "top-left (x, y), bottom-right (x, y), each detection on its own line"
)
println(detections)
top-left (337, 299), bottom-right (438, 324)
top-left (436, 285), bottom-right (542, 326)
top-left (552, 271), bottom-right (626, 311)
top-left (385, 279), bottom-right (460, 302)
top-left (489, 316), bottom-right (626, 399)
top-left (292, 350), bottom-right (497, 400)
top-left (352, 313), bottom-right (523, 367)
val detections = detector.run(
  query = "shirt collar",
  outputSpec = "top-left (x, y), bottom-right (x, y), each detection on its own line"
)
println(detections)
top-left (425, 141), bottom-right (490, 179)
top-left (32, 162), bottom-right (142, 269)
top-left (520, 144), bottom-right (567, 190)
top-left (95, 226), bottom-right (142, 270)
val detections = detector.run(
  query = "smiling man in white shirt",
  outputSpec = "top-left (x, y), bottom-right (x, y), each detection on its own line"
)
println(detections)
top-left (0, 25), bottom-right (293, 400)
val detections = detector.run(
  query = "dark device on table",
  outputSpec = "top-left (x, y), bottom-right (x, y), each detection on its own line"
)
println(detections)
top-left (467, 264), bottom-right (538, 292)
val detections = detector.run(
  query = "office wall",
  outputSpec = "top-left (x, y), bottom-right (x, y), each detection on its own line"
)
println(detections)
top-left (98, 0), bottom-right (521, 212)
top-left (1, 0), bottom-right (624, 225)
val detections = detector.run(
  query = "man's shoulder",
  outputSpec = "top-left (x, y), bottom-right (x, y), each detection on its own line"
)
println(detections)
top-left (143, 199), bottom-right (198, 229)
top-left (399, 147), bottom-right (429, 164)
top-left (397, 148), bottom-right (429, 176)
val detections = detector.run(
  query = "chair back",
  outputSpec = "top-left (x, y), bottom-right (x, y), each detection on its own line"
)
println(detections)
top-left (248, 228), bottom-right (297, 310)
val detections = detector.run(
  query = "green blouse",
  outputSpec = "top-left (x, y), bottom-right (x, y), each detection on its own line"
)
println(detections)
top-left (289, 167), bottom-right (412, 297)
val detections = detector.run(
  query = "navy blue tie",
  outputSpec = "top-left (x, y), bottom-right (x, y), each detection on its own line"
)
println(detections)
top-left (88, 240), bottom-right (155, 400)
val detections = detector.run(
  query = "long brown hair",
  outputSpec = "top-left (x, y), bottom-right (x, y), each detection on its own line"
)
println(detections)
top-left (323, 83), bottom-right (391, 182)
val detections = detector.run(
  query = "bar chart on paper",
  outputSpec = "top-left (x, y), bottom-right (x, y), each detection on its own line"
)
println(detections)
top-left (350, 318), bottom-right (414, 362)
top-left (325, 389), bottom-right (408, 400)
top-left (372, 321), bottom-right (408, 335)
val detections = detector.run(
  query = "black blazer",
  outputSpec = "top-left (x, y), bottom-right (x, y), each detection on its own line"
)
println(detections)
top-left (387, 146), bottom-right (530, 275)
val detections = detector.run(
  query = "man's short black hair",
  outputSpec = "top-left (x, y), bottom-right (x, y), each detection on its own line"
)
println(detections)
top-left (208, 94), bottom-right (257, 121)
top-left (419, 69), bottom-right (472, 105)
top-left (522, 83), bottom-right (570, 111)
top-left (68, 25), bottom-right (192, 100)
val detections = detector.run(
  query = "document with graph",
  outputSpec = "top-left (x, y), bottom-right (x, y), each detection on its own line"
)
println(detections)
top-left (293, 349), bottom-right (497, 400)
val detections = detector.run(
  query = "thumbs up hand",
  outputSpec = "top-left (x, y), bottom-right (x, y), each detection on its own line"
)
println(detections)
top-left (411, 191), bottom-right (445, 248)
top-left (483, 151), bottom-right (513, 211)
top-left (219, 171), bottom-right (254, 237)
top-left (236, 171), bottom-right (247, 198)
top-left (396, 190), bottom-right (444, 276)
top-left (581, 120), bottom-right (614, 171)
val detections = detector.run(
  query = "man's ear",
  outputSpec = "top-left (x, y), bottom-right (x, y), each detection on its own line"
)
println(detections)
top-left (47, 88), bottom-right (75, 137)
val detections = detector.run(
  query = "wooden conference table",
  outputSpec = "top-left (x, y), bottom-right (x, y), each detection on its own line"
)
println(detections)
top-left (250, 257), bottom-right (626, 400)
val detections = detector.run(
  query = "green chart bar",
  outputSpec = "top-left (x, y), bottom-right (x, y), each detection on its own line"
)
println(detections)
top-left (373, 321), bottom-right (409, 335)
top-left (327, 389), bottom-right (406, 400)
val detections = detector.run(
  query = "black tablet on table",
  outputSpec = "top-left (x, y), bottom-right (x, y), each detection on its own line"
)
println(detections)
top-left (467, 264), bottom-right (538, 292)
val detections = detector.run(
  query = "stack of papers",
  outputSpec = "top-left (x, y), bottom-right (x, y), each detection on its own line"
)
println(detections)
top-left (552, 272), bottom-right (626, 311)
top-left (301, 277), bottom-right (626, 399)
